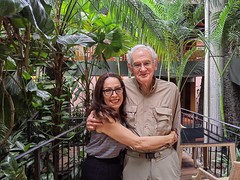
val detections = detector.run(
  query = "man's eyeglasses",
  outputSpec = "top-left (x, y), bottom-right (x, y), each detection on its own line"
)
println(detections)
top-left (103, 87), bottom-right (123, 96)
top-left (132, 61), bottom-right (153, 70)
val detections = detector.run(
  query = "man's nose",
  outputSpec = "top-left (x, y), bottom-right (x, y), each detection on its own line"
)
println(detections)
top-left (140, 63), bottom-right (147, 70)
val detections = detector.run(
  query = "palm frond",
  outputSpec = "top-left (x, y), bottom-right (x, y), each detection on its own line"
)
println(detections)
top-left (211, 0), bottom-right (234, 47)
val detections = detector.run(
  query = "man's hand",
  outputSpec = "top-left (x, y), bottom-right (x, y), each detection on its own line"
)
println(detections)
top-left (86, 111), bottom-right (103, 131)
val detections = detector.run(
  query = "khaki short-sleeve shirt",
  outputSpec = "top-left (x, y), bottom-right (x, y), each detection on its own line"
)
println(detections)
top-left (123, 77), bottom-right (181, 150)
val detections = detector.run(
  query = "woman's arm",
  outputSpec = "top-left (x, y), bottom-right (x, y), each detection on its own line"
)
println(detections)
top-left (96, 119), bottom-right (177, 152)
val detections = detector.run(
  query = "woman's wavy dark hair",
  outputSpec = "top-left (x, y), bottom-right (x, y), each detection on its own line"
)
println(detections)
top-left (90, 72), bottom-right (127, 123)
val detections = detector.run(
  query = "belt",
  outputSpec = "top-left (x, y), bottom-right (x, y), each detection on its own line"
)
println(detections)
top-left (126, 148), bottom-right (172, 160)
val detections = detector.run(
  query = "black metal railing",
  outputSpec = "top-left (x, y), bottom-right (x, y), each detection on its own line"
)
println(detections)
top-left (181, 108), bottom-right (240, 177)
top-left (23, 122), bottom-right (87, 179)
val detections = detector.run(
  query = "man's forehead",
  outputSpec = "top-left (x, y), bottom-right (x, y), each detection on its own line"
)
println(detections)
top-left (132, 56), bottom-right (152, 63)
top-left (132, 49), bottom-right (152, 61)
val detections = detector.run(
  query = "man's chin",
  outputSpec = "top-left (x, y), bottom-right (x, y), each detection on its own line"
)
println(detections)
top-left (138, 75), bottom-right (150, 81)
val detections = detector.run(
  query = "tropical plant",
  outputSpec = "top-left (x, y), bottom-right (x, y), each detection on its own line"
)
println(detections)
top-left (0, 0), bottom-right (55, 153)
top-left (70, 4), bottom-right (134, 115)
top-left (90, 0), bottom-right (165, 53)
top-left (79, 0), bottom-right (205, 91)
top-left (0, 0), bottom-right (94, 177)
top-left (138, 0), bottom-right (204, 89)
top-left (0, 129), bottom-right (33, 179)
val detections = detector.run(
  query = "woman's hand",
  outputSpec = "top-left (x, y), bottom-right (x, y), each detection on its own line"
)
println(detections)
top-left (169, 130), bottom-right (178, 145)
top-left (86, 111), bottom-right (103, 131)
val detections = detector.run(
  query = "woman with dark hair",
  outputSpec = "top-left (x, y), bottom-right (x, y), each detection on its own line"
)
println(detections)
top-left (81, 72), bottom-right (177, 180)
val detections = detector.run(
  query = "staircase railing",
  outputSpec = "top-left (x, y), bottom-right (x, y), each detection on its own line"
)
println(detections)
top-left (0, 118), bottom-right (87, 180)
top-left (181, 108), bottom-right (240, 177)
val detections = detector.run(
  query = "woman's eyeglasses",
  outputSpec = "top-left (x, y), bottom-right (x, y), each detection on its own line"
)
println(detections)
top-left (103, 87), bottom-right (123, 96)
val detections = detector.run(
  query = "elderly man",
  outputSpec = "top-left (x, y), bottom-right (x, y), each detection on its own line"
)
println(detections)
top-left (87, 44), bottom-right (181, 180)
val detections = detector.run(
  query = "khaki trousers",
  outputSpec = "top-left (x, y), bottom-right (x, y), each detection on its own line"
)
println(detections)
top-left (122, 149), bottom-right (181, 180)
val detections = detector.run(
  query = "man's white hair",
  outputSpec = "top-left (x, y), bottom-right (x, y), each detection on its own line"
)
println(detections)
top-left (126, 44), bottom-right (158, 64)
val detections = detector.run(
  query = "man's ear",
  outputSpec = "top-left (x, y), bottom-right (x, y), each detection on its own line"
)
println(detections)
top-left (154, 59), bottom-right (158, 70)
top-left (127, 63), bottom-right (133, 74)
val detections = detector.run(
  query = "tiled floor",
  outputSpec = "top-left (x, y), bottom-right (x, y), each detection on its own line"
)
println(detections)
top-left (181, 151), bottom-right (198, 180)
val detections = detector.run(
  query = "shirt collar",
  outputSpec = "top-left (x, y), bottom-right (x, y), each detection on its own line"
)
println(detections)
top-left (133, 77), bottom-right (156, 95)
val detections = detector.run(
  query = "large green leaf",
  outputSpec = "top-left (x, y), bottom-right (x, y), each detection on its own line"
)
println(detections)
top-left (21, 0), bottom-right (54, 35)
top-left (57, 33), bottom-right (96, 47)
top-left (0, 0), bottom-right (54, 35)
top-left (0, 0), bottom-right (28, 16)
top-left (1, 153), bottom-right (27, 179)
top-left (26, 80), bottom-right (51, 101)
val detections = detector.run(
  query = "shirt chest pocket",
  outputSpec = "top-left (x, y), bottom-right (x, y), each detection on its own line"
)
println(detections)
top-left (153, 107), bottom-right (172, 135)
top-left (125, 105), bottom-right (137, 125)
